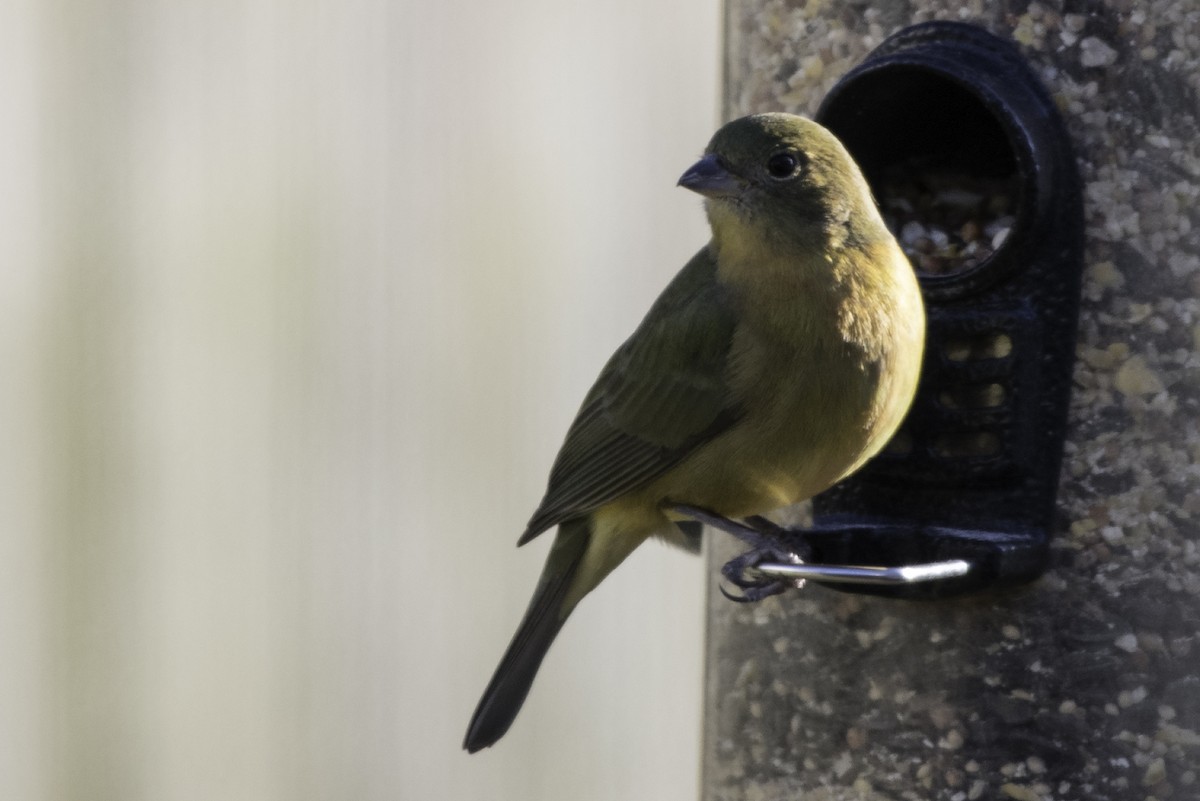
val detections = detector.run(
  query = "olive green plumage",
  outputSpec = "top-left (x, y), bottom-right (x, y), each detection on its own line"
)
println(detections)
top-left (464, 113), bottom-right (925, 752)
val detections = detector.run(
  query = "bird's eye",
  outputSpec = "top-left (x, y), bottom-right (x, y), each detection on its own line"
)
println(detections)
top-left (766, 152), bottom-right (800, 179)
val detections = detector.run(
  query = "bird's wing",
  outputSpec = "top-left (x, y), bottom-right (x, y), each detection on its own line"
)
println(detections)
top-left (520, 247), bottom-right (741, 543)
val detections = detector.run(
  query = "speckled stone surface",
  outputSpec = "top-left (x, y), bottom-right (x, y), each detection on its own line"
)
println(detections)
top-left (705, 3), bottom-right (1200, 800)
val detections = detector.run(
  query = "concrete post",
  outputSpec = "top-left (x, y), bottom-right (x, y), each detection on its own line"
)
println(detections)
top-left (704, 5), bottom-right (1200, 800)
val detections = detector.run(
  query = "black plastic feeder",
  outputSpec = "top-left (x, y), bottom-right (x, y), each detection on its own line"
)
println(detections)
top-left (782, 22), bottom-right (1084, 599)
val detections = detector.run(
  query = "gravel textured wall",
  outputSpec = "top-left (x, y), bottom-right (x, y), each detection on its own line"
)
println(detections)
top-left (705, 4), bottom-right (1200, 800)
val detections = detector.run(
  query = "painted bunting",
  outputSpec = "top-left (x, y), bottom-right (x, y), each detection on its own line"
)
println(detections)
top-left (463, 113), bottom-right (925, 752)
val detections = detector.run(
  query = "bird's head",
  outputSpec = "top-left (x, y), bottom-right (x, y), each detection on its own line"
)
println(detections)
top-left (678, 113), bottom-right (884, 253)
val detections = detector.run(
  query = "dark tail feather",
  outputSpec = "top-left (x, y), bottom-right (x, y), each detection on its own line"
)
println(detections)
top-left (463, 520), bottom-right (590, 752)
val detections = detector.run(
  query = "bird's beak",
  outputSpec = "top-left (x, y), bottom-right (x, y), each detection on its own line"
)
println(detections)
top-left (677, 153), bottom-right (743, 199)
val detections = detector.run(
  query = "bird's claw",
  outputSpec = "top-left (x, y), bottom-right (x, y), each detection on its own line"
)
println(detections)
top-left (668, 503), bottom-right (810, 604)
top-left (719, 545), bottom-right (804, 603)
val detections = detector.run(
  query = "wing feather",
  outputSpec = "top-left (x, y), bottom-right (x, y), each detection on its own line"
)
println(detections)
top-left (520, 247), bottom-right (742, 543)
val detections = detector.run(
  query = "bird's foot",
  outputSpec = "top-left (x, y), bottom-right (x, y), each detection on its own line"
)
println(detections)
top-left (668, 504), bottom-right (809, 603)
top-left (719, 547), bottom-right (803, 602)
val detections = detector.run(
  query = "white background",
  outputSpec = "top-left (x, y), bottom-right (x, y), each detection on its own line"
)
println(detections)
top-left (0, 1), bottom-right (721, 799)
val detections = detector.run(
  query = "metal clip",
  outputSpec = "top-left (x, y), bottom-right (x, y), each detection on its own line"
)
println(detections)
top-left (751, 559), bottom-right (971, 587)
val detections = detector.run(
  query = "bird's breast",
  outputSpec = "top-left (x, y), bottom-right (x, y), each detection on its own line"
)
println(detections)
top-left (651, 243), bottom-right (922, 520)
top-left (644, 332), bottom-right (890, 519)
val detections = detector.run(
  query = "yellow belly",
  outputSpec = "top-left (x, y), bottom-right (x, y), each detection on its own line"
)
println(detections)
top-left (632, 329), bottom-right (918, 527)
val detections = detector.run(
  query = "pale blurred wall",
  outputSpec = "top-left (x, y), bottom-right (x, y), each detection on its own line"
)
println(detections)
top-left (0, 1), bottom-right (719, 800)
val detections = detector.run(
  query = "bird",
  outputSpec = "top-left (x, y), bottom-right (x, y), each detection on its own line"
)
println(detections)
top-left (463, 112), bottom-right (925, 753)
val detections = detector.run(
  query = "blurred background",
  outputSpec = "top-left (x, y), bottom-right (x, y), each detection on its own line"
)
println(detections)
top-left (0, 1), bottom-right (719, 799)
